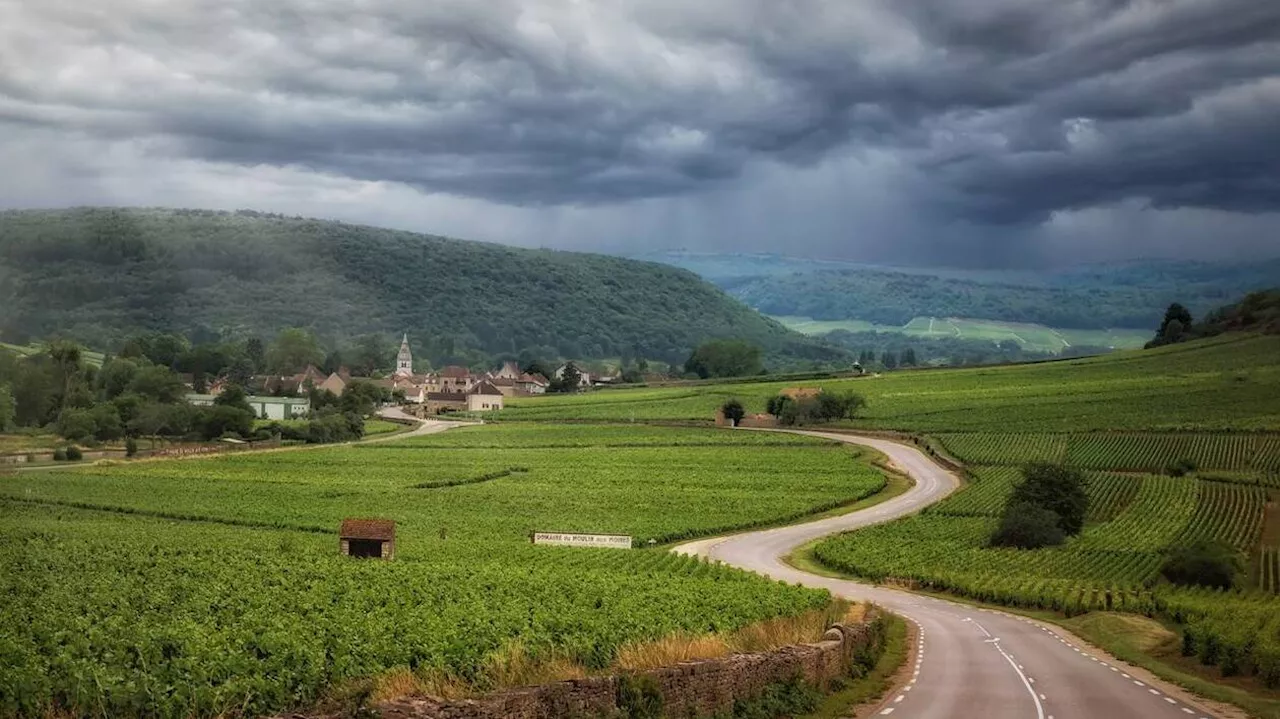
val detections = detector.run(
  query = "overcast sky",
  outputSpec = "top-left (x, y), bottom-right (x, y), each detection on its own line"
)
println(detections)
top-left (2, 0), bottom-right (1278, 267)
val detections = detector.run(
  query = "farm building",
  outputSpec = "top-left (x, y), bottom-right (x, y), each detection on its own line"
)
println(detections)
top-left (185, 393), bottom-right (310, 420)
top-left (339, 518), bottom-right (396, 559)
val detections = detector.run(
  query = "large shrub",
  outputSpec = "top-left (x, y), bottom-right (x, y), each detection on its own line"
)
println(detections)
top-left (1161, 541), bottom-right (1242, 589)
top-left (1008, 463), bottom-right (1089, 536)
top-left (989, 501), bottom-right (1067, 549)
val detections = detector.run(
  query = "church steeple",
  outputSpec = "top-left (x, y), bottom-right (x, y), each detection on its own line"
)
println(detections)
top-left (394, 334), bottom-right (413, 377)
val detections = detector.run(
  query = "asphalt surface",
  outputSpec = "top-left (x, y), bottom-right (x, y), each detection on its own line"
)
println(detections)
top-left (677, 430), bottom-right (1226, 719)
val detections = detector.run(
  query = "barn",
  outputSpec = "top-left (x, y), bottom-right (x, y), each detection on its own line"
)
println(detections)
top-left (339, 518), bottom-right (396, 559)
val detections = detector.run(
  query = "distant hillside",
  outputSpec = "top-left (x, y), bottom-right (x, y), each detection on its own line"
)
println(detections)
top-left (636, 251), bottom-right (1280, 331)
top-left (0, 208), bottom-right (847, 368)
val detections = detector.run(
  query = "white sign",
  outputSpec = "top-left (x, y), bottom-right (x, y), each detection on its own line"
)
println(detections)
top-left (532, 532), bottom-right (633, 549)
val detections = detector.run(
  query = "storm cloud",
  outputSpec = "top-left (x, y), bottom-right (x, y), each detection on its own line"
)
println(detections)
top-left (1, 0), bottom-right (1278, 265)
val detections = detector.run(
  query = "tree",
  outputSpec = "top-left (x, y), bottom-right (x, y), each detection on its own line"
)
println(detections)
top-left (550, 362), bottom-right (582, 393)
top-left (196, 404), bottom-right (254, 439)
top-left (340, 380), bottom-right (388, 417)
top-left (244, 337), bottom-right (266, 373)
top-left (0, 384), bottom-right (12, 432)
top-left (900, 347), bottom-right (918, 367)
top-left (1146, 303), bottom-right (1195, 348)
top-left (1008, 463), bottom-right (1089, 536)
top-left (880, 350), bottom-right (897, 369)
top-left (128, 365), bottom-right (186, 404)
top-left (1161, 540), bottom-right (1241, 589)
top-left (213, 383), bottom-right (254, 414)
top-left (97, 357), bottom-right (141, 400)
top-left (989, 501), bottom-right (1066, 549)
top-left (89, 403), bottom-right (123, 441)
top-left (349, 334), bottom-right (391, 375)
top-left (720, 398), bottom-right (746, 426)
top-left (683, 340), bottom-right (763, 379)
top-left (47, 340), bottom-right (83, 412)
top-left (56, 408), bottom-right (97, 442)
top-left (265, 328), bottom-right (324, 374)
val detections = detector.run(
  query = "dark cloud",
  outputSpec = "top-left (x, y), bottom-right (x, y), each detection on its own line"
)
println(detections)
top-left (0, 0), bottom-right (1279, 261)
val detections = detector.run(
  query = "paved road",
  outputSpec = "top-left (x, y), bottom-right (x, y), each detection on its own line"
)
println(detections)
top-left (677, 430), bottom-right (1227, 719)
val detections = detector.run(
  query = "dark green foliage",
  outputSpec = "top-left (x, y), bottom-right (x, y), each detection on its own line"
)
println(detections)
top-left (1161, 540), bottom-right (1242, 589)
top-left (125, 437), bottom-right (138, 457)
top-left (768, 391), bottom-right (866, 426)
top-left (51, 447), bottom-right (67, 461)
top-left (212, 384), bottom-right (254, 414)
top-left (64, 446), bottom-right (82, 461)
top-left (685, 339), bottom-right (764, 379)
top-left (1166, 457), bottom-right (1198, 477)
top-left (1008, 463), bottom-right (1090, 536)
top-left (615, 675), bottom-right (663, 719)
top-left (1146, 290), bottom-right (1280, 348)
top-left (266, 328), bottom-right (325, 374)
top-left (721, 398), bottom-right (746, 425)
top-left (0, 383), bottom-right (12, 431)
top-left (0, 208), bottom-right (846, 369)
top-left (198, 405), bottom-right (255, 440)
top-left (549, 362), bottom-right (582, 393)
top-left (989, 501), bottom-right (1067, 549)
top-left (731, 675), bottom-right (821, 719)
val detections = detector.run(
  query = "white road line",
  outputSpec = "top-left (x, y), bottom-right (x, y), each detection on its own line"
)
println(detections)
top-left (974, 619), bottom-right (1046, 719)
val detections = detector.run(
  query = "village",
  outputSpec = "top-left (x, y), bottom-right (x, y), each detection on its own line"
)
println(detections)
top-left (186, 335), bottom-right (594, 419)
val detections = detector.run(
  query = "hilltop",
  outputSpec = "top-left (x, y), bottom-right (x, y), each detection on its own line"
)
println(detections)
top-left (636, 251), bottom-right (1280, 332)
top-left (0, 208), bottom-right (847, 368)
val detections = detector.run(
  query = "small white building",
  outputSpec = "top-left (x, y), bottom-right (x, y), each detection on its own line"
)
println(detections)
top-left (186, 394), bottom-right (310, 420)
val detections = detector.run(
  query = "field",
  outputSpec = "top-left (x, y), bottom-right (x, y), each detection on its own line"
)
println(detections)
top-left (498, 333), bottom-right (1280, 432)
top-left (0, 341), bottom-right (105, 367)
top-left (0, 424), bottom-right (887, 718)
top-left (772, 315), bottom-right (1151, 353)
top-left (498, 333), bottom-right (1280, 689)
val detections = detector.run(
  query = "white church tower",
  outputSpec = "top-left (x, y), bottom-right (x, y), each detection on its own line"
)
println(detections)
top-left (394, 334), bottom-right (413, 377)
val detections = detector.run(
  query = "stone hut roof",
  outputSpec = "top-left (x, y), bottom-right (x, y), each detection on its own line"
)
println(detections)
top-left (440, 365), bottom-right (471, 379)
top-left (470, 380), bottom-right (503, 396)
top-left (339, 518), bottom-right (395, 541)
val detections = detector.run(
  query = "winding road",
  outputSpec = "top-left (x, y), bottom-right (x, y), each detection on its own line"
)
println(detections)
top-left (677, 430), bottom-right (1231, 719)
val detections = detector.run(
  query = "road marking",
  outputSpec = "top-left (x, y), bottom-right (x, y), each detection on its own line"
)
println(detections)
top-left (973, 620), bottom-right (1046, 719)
top-left (880, 708), bottom-right (894, 715)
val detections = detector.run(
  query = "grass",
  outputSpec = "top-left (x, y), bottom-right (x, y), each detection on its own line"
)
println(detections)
top-left (799, 613), bottom-right (909, 719)
top-left (772, 315), bottom-right (1151, 353)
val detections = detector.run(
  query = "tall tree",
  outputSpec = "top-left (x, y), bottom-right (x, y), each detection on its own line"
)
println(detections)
top-left (684, 340), bottom-right (763, 379)
top-left (0, 384), bottom-right (13, 432)
top-left (266, 328), bottom-right (324, 374)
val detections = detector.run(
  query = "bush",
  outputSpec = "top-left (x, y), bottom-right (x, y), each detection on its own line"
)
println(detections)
top-left (989, 501), bottom-right (1066, 549)
top-left (1161, 540), bottom-right (1241, 589)
top-left (720, 398), bottom-right (746, 426)
top-left (1166, 457), bottom-right (1198, 477)
top-left (52, 448), bottom-right (67, 462)
top-left (1009, 463), bottom-right (1089, 536)
top-left (65, 446), bottom-right (83, 461)
top-left (125, 437), bottom-right (138, 457)
top-left (768, 390), bottom-right (866, 426)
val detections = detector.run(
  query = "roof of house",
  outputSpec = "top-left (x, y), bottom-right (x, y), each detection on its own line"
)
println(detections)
top-left (340, 518), bottom-right (396, 541)
top-left (470, 380), bottom-right (503, 396)
top-left (520, 373), bottom-right (549, 385)
top-left (440, 365), bottom-right (471, 379)
top-left (427, 391), bottom-right (467, 402)
top-left (489, 377), bottom-right (516, 387)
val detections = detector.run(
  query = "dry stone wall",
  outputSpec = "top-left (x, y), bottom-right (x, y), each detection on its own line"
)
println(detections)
top-left (278, 620), bottom-right (882, 719)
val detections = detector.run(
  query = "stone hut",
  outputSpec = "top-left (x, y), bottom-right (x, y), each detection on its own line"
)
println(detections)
top-left (339, 518), bottom-right (396, 559)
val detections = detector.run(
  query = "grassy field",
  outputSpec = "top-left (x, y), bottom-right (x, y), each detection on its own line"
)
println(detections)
top-left (772, 315), bottom-right (1151, 353)
top-left (0, 424), bottom-right (888, 718)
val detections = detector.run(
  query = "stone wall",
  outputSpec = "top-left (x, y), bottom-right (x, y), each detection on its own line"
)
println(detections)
top-left (279, 620), bottom-right (882, 719)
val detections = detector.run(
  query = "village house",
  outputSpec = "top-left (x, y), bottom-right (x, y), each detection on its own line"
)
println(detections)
top-left (554, 363), bottom-right (592, 388)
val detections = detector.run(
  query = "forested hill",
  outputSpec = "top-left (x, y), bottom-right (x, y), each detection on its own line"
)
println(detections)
top-left (0, 208), bottom-right (847, 368)
top-left (638, 252), bottom-right (1280, 330)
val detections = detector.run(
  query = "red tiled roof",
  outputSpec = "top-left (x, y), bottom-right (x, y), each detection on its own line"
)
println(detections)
top-left (440, 365), bottom-right (471, 378)
top-left (340, 518), bottom-right (395, 541)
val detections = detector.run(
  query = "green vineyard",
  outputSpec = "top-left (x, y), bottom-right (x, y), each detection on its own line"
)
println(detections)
top-left (936, 431), bottom-right (1280, 477)
top-left (0, 424), bottom-right (879, 718)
